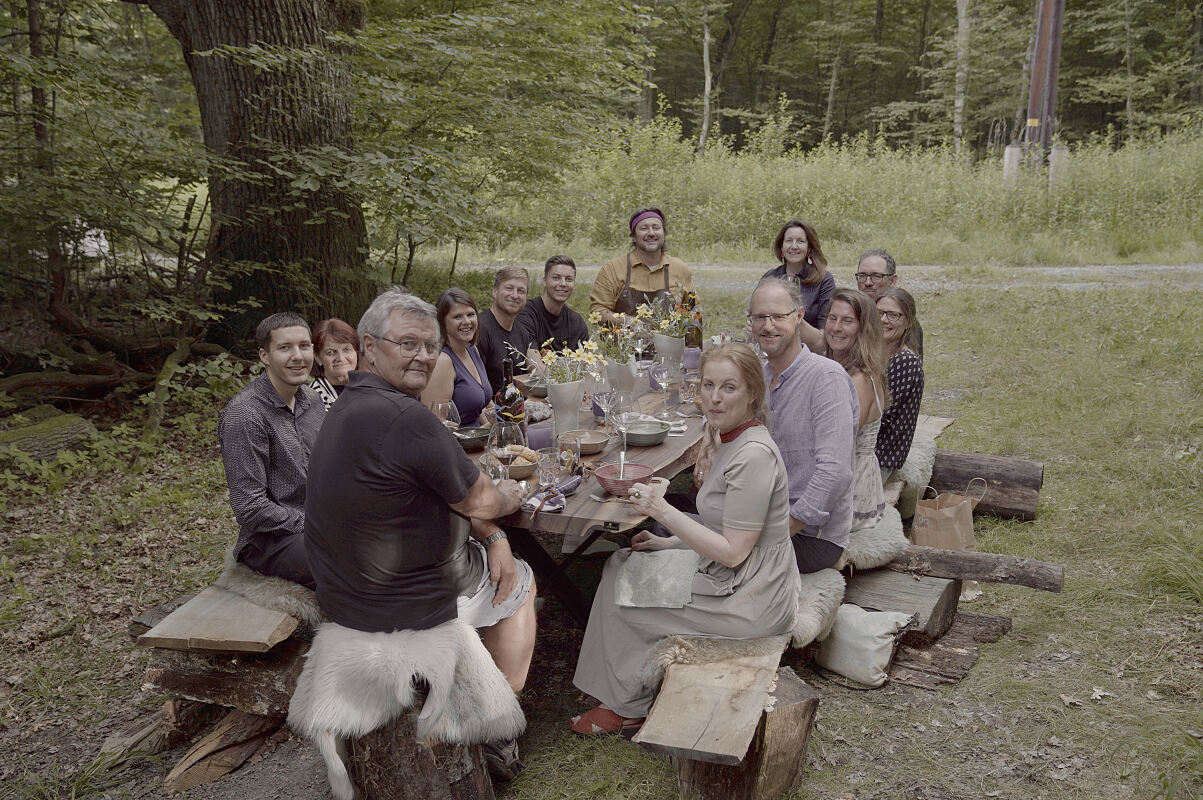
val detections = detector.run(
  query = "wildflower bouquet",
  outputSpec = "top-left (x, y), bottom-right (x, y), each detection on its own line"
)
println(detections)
top-left (539, 339), bottom-right (602, 384)
top-left (588, 311), bottom-right (640, 362)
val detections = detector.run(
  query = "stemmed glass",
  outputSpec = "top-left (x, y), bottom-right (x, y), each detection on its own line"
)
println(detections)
top-left (486, 421), bottom-right (526, 481)
top-left (632, 324), bottom-right (651, 373)
top-left (655, 356), bottom-right (682, 420)
top-left (430, 401), bottom-right (461, 430)
top-left (587, 368), bottom-right (614, 429)
top-left (610, 389), bottom-right (637, 452)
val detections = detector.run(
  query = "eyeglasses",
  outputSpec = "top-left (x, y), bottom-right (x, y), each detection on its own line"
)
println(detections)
top-left (377, 335), bottom-right (441, 357)
top-left (855, 272), bottom-right (894, 283)
top-left (747, 310), bottom-right (798, 325)
top-left (879, 310), bottom-right (903, 323)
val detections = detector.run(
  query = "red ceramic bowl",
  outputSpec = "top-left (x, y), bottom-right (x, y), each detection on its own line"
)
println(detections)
top-left (594, 461), bottom-right (653, 496)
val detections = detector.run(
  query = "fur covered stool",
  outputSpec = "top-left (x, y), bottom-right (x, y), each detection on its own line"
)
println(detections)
top-left (213, 548), bottom-right (325, 627)
top-left (895, 435), bottom-right (937, 520)
top-left (839, 505), bottom-right (908, 572)
top-left (288, 618), bottom-right (525, 800)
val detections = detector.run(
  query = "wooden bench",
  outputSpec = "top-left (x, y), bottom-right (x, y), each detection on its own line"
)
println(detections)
top-left (633, 637), bottom-right (820, 800)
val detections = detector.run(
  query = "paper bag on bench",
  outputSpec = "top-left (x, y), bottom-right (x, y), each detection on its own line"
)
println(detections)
top-left (911, 479), bottom-right (985, 551)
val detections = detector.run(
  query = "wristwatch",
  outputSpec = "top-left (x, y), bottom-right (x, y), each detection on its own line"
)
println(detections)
top-left (481, 530), bottom-right (507, 546)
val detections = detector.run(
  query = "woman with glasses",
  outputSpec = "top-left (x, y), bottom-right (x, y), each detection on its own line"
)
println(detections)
top-left (760, 220), bottom-right (833, 351)
top-left (824, 288), bottom-right (889, 531)
top-left (422, 288), bottom-right (493, 427)
top-left (874, 288), bottom-right (924, 482)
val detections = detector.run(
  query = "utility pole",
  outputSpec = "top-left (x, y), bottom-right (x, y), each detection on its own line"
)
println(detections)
top-left (1023, 0), bottom-right (1065, 154)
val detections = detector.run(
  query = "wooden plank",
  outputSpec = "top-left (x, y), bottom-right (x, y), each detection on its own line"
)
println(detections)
top-left (100, 700), bottom-right (221, 758)
top-left (843, 570), bottom-right (960, 643)
top-left (163, 709), bottom-right (283, 793)
top-left (137, 585), bottom-right (298, 653)
top-left (929, 449), bottom-right (1044, 521)
top-left (889, 611), bottom-right (1012, 690)
top-left (142, 637), bottom-right (308, 717)
top-left (887, 545), bottom-right (1064, 592)
top-left (674, 668), bottom-right (820, 800)
top-left (914, 414), bottom-right (955, 441)
top-left (634, 648), bottom-right (785, 766)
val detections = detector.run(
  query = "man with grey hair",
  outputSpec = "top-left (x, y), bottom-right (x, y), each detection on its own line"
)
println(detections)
top-left (304, 287), bottom-right (535, 780)
top-left (855, 248), bottom-right (923, 357)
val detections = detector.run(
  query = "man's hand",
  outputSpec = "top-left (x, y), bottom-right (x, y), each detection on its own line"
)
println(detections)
top-left (494, 479), bottom-right (524, 516)
top-left (486, 536), bottom-right (519, 606)
top-left (789, 515), bottom-right (807, 534)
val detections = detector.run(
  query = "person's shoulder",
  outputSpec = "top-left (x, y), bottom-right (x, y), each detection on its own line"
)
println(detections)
top-left (818, 271), bottom-right (836, 288)
top-left (479, 307), bottom-right (500, 330)
top-left (220, 376), bottom-right (268, 421)
top-left (761, 264), bottom-right (785, 279)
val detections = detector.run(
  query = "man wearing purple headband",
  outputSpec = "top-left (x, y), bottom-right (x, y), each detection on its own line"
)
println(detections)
top-left (589, 206), bottom-right (695, 325)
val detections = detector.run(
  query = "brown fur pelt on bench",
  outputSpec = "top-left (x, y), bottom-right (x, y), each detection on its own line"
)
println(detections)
top-left (642, 633), bottom-right (792, 690)
top-left (214, 547), bottom-right (326, 628)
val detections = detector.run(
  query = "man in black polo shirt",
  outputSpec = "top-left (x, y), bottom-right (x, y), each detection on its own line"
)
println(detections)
top-left (304, 288), bottom-right (534, 779)
top-left (477, 266), bottom-right (531, 394)
top-left (514, 255), bottom-right (589, 362)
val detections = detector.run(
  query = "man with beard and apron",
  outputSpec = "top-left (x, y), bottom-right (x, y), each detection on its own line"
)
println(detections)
top-left (589, 207), bottom-right (696, 326)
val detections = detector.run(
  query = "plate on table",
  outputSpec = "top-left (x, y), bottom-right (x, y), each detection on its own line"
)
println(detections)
top-left (622, 420), bottom-right (671, 446)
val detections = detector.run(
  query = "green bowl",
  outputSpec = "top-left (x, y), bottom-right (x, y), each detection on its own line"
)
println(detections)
top-left (453, 426), bottom-right (489, 450)
top-left (623, 420), bottom-right (670, 446)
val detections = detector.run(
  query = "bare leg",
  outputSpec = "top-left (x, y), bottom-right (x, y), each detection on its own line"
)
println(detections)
top-left (481, 579), bottom-right (537, 693)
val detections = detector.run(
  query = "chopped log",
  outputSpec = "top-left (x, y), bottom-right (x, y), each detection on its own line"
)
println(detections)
top-left (888, 545), bottom-right (1063, 592)
top-left (674, 668), bottom-right (820, 800)
top-left (929, 450), bottom-right (1044, 521)
top-left (889, 611), bottom-right (1012, 690)
top-left (0, 412), bottom-right (97, 461)
top-left (843, 570), bottom-right (960, 644)
top-left (100, 699), bottom-right (220, 757)
top-left (347, 710), bottom-right (495, 800)
top-left (137, 585), bottom-right (299, 653)
top-left (634, 641), bottom-right (789, 766)
top-left (142, 637), bottom-right (307, 717)
top-left (163, 709), bottom-right (283, 794)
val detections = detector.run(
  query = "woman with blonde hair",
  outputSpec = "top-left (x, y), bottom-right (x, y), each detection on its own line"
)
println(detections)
top-left (569, 343), bottom-right (800, 736)
top-left (824, 288), bottom-right (888, 530)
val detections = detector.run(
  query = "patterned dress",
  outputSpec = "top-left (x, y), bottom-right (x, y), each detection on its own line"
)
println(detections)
top-left (850, 377), bottom-right (885, 531)
top-left (875, 348), bottom-right (924, 471)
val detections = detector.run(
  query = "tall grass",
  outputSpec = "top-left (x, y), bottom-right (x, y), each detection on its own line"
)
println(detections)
top-left (490, 117), bottom-right (1203, 266)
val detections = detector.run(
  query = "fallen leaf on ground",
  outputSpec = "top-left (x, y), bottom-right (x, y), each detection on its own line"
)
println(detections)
top-left (1090, 687), bottom-right (1115, 701)
top-left (1059, 694), bottom-right (1083, 707)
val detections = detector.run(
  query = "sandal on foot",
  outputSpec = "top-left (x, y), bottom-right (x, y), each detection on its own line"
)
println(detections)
top-left (569, 706), bottom-right (644, 738)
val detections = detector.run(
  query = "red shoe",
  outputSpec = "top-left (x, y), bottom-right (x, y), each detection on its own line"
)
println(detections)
top-left (569, 706), bottom-right (644, 739)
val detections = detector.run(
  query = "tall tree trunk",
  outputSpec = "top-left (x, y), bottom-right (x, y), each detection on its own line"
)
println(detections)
top-left (698, 21), bottom-right (713, 153)
top-left (911, 0), bottom-right (932, 146)
top-left (1193, 0), bottom-right (1203, 105)
top-left (709, 0), bottom-right (755, 139)
top-left (640, 22), bottom-right (656, 122)
top-left (1014, 0), bottom-right (1038, 144)
top-left (822, 46), bottom-right (841, 142)
top-left (129, 0), bottom-right (375, 352)
top-left (1123, 0), bottom-right (1134, 135)
top-left (868, 0), bottom-right (885, 134)
top-left (953, 0), bottom-right (970, 156)
top-left (753, 0), bottom-right (786, 108)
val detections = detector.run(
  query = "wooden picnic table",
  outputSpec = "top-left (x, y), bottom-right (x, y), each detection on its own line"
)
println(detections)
top-left (500, 385), bottom-right (708, 627)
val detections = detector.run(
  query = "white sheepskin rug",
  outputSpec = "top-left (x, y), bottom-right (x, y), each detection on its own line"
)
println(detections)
top-left (842, 505), bottom-right (908, 570)
top-left (289, 618), bottom-right (525, 800)
top-left (790, 568), bottom-right (846, 649)
top-left (213, 547), bottom-right (325, 627)
top-left (642, 634), bottom-right (791, 690)
top-left (897, 435), bottom-right (937, 491)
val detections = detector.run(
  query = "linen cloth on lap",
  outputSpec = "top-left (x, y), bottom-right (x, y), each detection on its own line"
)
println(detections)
top-left (615, 549), bottom-right (704, 608)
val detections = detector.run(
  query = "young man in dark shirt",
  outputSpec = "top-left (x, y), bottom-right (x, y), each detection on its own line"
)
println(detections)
top-left (476, 266), bottom-right (531, 393)
top-left (217, 312), bottom-right (325, 587)
top-left (514, 255), bottom-right (589, 363)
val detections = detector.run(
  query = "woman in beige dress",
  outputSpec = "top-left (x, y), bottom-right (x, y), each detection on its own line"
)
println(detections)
top-left (570, 343), bottom-right (800, 735)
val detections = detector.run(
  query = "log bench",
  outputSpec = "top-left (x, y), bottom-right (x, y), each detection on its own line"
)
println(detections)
top-left (133, 586), bottom-right (499, 799)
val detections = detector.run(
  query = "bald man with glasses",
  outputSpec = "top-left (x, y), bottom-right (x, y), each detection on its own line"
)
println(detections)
top-left (855, 249), bottom-right (923, 359)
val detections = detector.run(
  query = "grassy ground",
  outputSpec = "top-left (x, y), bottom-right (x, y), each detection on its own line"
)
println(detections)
top-left (0, 264), bottom-right (1200, 798)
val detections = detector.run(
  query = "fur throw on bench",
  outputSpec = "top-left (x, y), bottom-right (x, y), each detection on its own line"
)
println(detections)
top-left (898, 435), bottom-right (937, 492)
top-left (791, 568), bottom-right (846, 649)
top-left (642, 633), bottom-right (791, 690)
top-left (289, 618), bottom-right (525, 800)
top-left (214, 547), bottom-right (325, 628)
top-left (840, 505), bottom-right (908, 570)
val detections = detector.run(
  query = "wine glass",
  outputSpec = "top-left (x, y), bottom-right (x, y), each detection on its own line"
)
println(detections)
top-left (632, 324), bottom-right (651, 373)
top-left (430, 401), bottom-right (461, 430)
top-left (610, 389), bottom-right (637, 452)
top-left (655, 356), bottom-right (682, 420)
top-left (487, 421), bottom-right (526, 481)
top-left (587, 368), bottom-right (614, 427)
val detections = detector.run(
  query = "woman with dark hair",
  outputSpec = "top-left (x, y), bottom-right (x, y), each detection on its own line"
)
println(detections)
top-left (874, 287), bottom-right (924, 482)
top-left (422, 287), bottom-right (492, 427)
top-left (824, 288), bottom-right (888, 531)
top-left (761, 220), bottom-right (834, 350)
top-left (310, 318), bottom-right (360, 410)
top-left (569, 343), bottom-right (799, 736)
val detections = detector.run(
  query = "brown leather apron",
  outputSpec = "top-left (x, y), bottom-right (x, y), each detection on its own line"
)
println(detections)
top-left (614, 253), bottom-right (674, 315)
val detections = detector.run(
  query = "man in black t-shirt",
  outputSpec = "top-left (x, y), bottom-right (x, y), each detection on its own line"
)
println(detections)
top-left (304, 289), bottom-right (536, 779)
top-left (514, 255), bottom-right (589, 362)
top-left (477, 266), bottom-right (531, 393)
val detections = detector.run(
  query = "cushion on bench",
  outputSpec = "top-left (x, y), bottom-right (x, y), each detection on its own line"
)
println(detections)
top-left (289, 618), bottom-right (525, 800)
top-left (840, 504), bottom-right (908, 570)
top-left (790, 568), bottom-right (845, 649)
top-left (214, 547), bottom-right (325, 627)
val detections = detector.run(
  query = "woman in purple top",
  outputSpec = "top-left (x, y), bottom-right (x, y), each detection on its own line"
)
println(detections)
top-left (760, 220), bottom-right (835, 352)
top-left (422, 288), bottom-right (493, 427)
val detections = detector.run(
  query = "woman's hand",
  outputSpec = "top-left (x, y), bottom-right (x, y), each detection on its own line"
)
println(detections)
top-left (631, 530), bottom-right (679, 551)
top-left (627, 480), bottom-right (668, 517)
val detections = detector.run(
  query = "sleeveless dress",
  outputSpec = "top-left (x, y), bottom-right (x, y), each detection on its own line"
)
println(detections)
top-left (572, 425), bottom-right (801, 718)
top-left (850, 376), bottom-right (885, 531)
top-left (445, 345), bottom-right (492, 427)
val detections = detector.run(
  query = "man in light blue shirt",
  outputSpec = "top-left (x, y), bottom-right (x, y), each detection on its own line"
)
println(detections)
top-left (750, 277), bottom-right (858, 572)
